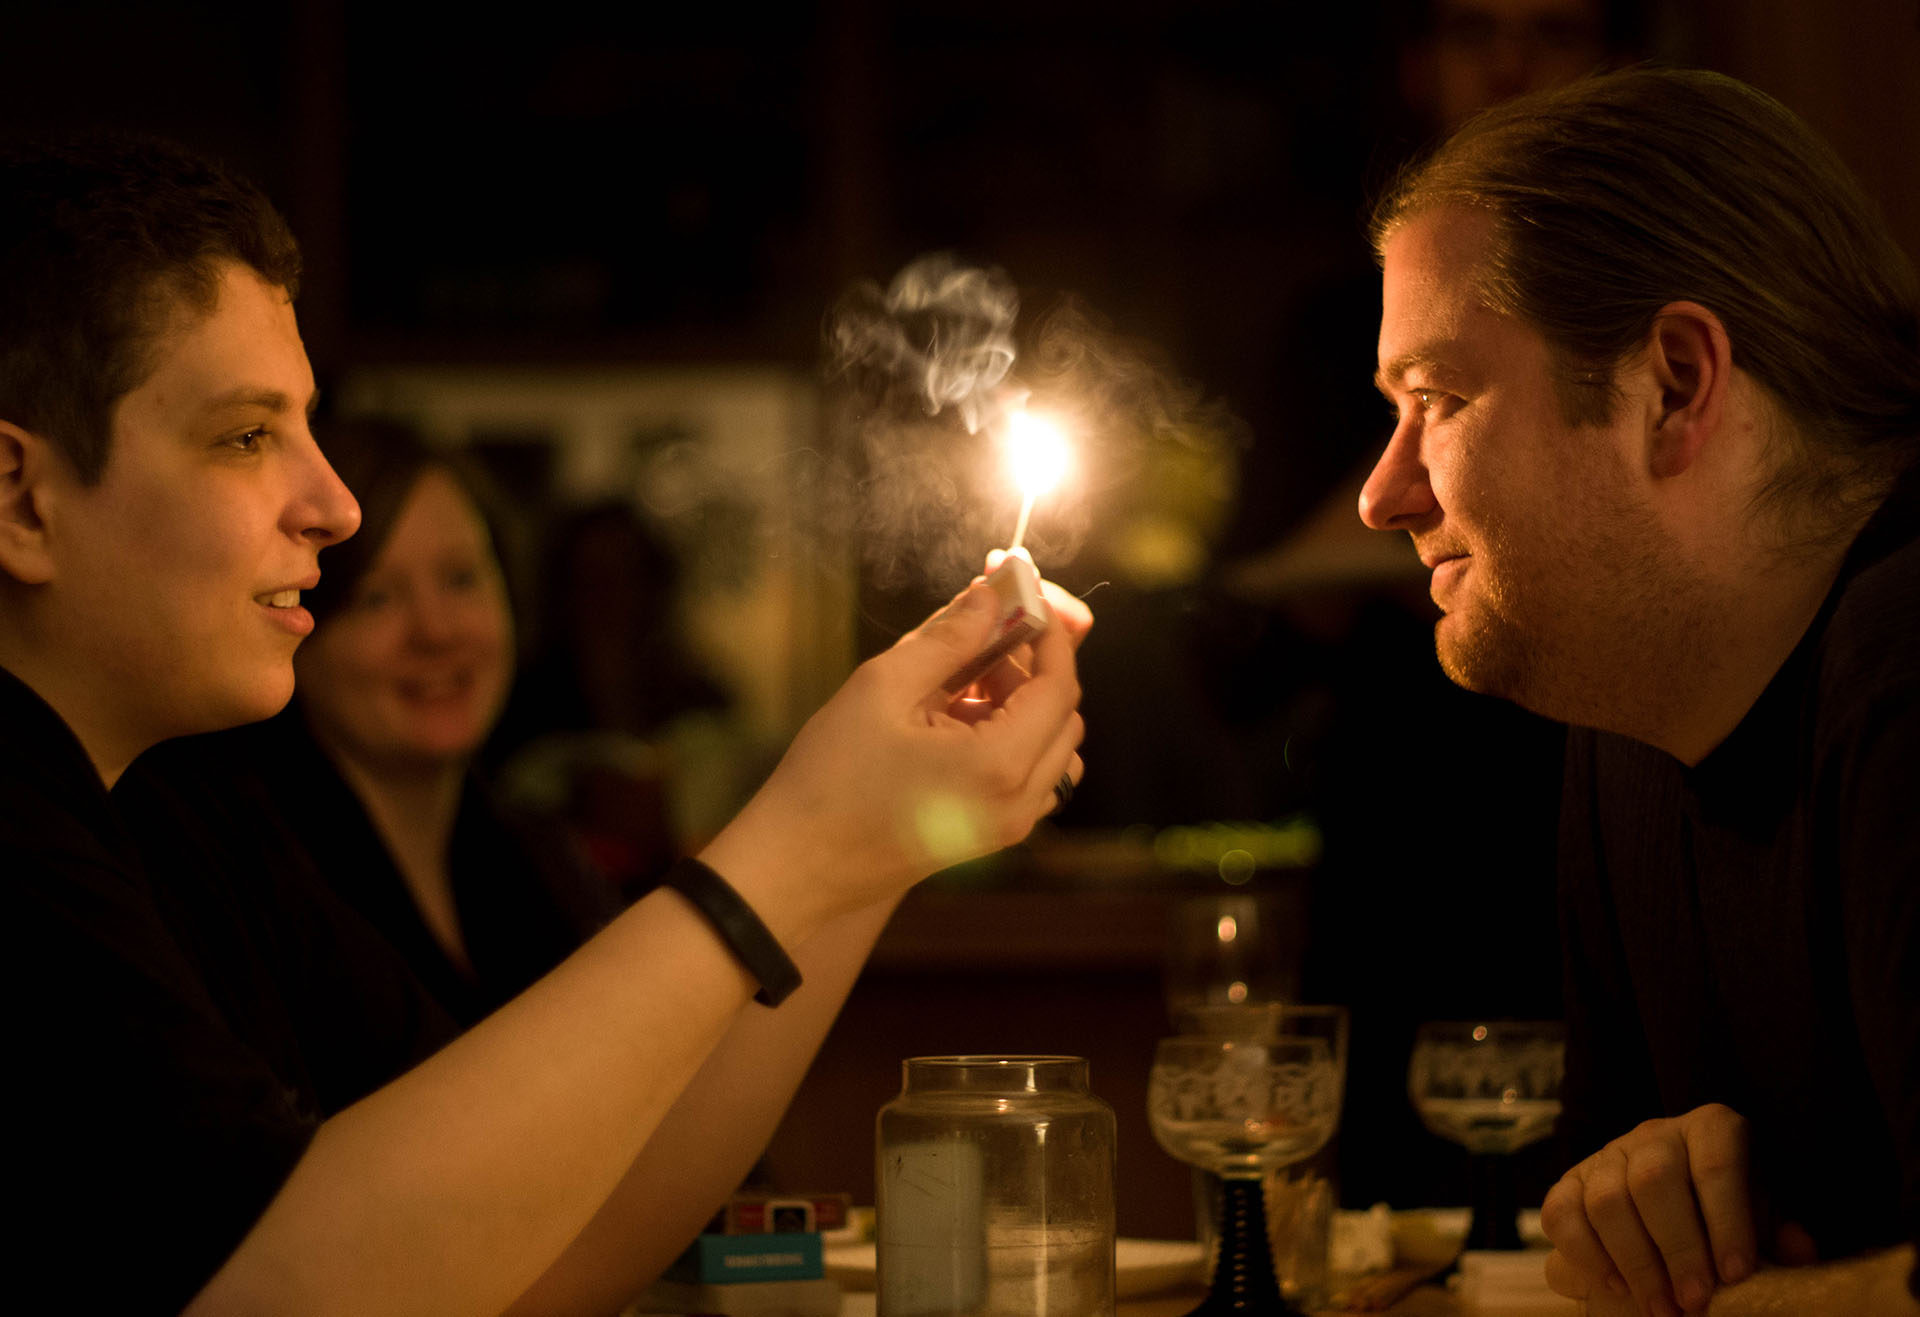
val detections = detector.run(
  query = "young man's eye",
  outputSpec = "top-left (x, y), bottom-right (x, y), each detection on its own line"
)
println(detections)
top-left (225, 427), bottom-right (267, 452)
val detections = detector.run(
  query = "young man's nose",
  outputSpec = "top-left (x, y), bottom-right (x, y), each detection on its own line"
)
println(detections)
top-left (296, 441), bottom-right (362, 547)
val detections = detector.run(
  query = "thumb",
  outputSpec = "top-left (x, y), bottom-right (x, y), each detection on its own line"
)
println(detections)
top-left (887, 583), bottom-right (1001, 695)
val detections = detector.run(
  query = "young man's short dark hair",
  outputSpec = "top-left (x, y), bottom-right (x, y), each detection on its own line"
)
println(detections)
top-left (0, 134), bottom-right (301, 483)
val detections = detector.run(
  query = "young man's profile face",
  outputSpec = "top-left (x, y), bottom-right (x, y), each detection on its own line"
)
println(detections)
top-left (1361, 205), bottom-right (1689, 726)
top-left (43, 262), bottom-right (360, 770)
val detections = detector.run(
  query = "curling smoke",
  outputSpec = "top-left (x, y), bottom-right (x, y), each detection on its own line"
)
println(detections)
top-left (828, 254), bottom-right (1019, 435)
top-left (825, 254), bottom-right (1242, 592)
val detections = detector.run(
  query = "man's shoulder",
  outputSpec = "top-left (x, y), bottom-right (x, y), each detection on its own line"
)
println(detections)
top-left (1819, 512), bottom-right (1920, 709)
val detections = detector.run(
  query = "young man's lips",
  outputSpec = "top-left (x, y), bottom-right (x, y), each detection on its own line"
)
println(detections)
top-left (255, 585), bottom-right (316, 636)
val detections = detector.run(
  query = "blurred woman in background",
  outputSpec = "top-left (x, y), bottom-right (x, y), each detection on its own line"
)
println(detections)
top-left (264, 419), bottom-right (620, 1021)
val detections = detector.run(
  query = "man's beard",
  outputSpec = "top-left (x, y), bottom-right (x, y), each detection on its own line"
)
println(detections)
top-left (1431, 500), bottom-right (1708, 742)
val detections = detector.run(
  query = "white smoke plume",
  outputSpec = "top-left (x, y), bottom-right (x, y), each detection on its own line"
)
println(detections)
top-left (824, 254), bottom-right (1243, 592)
top-left (828, 253), bottom-right (1020, 435)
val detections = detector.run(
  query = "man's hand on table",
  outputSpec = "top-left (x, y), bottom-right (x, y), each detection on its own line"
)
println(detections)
top-left (1540, 1103), bottom-right (1755, 1315)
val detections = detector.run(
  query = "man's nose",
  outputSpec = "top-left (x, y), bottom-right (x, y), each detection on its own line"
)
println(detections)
top-left (1357, 419), bottom-right (1436, 531)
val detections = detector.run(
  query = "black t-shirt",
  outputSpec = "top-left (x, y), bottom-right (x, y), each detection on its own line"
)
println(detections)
top-left (1558, 468), bottom-right (1920, 1270)
top-left (2, 668), bottom-right (458, 1310)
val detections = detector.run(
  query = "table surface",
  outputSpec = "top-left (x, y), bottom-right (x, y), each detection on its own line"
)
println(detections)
top-left (832, 1267), bottom-right (1579, 1315)
top-left (820, 1214), bottom-right (1581, 1316)
top-left (1115, 1284), bottom-right (1577, 1315)
top-left (836, 1287), bottom-right (1576, 1315)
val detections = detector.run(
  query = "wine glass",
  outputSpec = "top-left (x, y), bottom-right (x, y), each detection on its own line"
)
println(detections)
top-left (1148, 1035), bottom-right (1342, 1315)
top-left (1407, 1020), bottom-right (1565, 1250)
top-left (1172, 1004), bottom-right (1349, 1307)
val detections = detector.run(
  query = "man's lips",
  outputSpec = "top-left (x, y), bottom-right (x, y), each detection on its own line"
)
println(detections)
top-left (1422, 550), bottom-right (1471, 609)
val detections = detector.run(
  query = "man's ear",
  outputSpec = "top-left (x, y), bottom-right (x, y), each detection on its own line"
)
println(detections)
top-left (0, 421), bottom-right (60, 585)
top-left (1644, 301), bottom-right (1732, 480)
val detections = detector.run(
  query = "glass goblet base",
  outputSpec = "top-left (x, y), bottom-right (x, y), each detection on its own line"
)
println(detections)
top-left (1465, 1151), bottom-right (1525, 1251)
top-left (1183, 1173), bottom-right (1306, 1316)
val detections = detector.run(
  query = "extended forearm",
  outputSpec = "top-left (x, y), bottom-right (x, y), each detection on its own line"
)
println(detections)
top-left (188, 886), bottom-right (773, 1316)
top-left (504, 894), bottom-right (903, 1314)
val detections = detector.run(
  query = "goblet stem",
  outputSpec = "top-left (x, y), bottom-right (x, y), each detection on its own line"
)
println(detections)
top-left (1185, 1173), bottom-right (1302, 1316)
top-left (1466, 1152), bottom-right (1524, 1250)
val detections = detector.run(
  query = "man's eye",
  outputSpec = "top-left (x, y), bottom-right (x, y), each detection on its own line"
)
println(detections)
top-left (227, 427), bottom-right (267, 452)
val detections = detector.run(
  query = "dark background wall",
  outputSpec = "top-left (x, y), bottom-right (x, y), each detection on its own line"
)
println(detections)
top-left (14, 0), bottom-right (1916, 577)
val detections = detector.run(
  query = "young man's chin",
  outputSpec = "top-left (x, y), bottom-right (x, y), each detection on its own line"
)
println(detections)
top-left (190, 674), bottom-right (299, 739)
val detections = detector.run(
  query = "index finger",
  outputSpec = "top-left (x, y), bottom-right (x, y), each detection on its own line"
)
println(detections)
top-left (949, 607), bottom-right (1081, 766)
top-left (1037, 577), bottom-right (1093, 649)
top-left (1625, 1146), bottom-right (1718, 1311)
top-left (1682, 1107), bottom-right (1756, 1284)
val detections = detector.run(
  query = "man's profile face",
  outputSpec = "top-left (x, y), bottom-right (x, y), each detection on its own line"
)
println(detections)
top-left (44, 262), bottom-right (360, 761)
top-left (1361, 205), bottom-right (1686, 726)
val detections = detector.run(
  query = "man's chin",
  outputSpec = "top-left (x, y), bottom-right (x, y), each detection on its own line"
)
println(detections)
top-left (1434, 612), bottom-right (1528, 703)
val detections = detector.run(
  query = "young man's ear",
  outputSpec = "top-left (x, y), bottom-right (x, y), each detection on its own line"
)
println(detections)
top-left (0, 421), bottom-right (60, 585)
top-left (1644, 301), bottom-right (1732, 480)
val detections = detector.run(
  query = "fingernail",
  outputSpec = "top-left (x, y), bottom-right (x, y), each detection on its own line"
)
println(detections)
top-left (1719, 1250), bottom-right (1751, 1283)
top-left (962, 585), bottom-right (995, 613)
top-left (1607, 1273), bottom-right (1631, 1297)
top-left (1675, 1275), bottom-right (1711, 1309)
top-left (1652, 1294), bottom-right (1684, 1317)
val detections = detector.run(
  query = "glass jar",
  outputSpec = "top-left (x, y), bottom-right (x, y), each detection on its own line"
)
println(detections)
top-left (877, 1055), bottom-right (1116, 1316)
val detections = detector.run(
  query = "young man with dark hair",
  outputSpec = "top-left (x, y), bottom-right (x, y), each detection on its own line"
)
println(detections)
top-left (1360, 68), bottom-right (1919, 1315)
top-left (2, 136), bottom-right (1088, 1311)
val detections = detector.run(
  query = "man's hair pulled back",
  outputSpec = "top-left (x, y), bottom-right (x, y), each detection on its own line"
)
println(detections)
top-left (1373, 66), bottom-right (1920, 514)
top-left (1, 135), bottom-right (301, 483)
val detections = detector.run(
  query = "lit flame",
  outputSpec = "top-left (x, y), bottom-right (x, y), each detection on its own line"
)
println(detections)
top-left (1006, 409), bottom-right (1070, 499)
top-left (1004, 408), bottom-right (1070, 552)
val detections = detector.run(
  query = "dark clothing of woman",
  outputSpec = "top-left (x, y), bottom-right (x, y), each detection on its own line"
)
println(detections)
top-left (230, 709), bottom-right (621, 1025)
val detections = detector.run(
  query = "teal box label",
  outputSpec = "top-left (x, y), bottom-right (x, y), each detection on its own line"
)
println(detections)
top-left (667, 1231), bottom-right (824, 1284)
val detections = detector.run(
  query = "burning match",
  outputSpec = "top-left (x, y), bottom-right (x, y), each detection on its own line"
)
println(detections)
top-left (938, 405), bottom-right (1070, 695)
top-left (1004, 407), bottom-right (1071, 554)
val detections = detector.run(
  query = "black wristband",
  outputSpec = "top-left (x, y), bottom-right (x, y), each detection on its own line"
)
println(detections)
top-left (663, 857), bottom-right (803, 1007)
